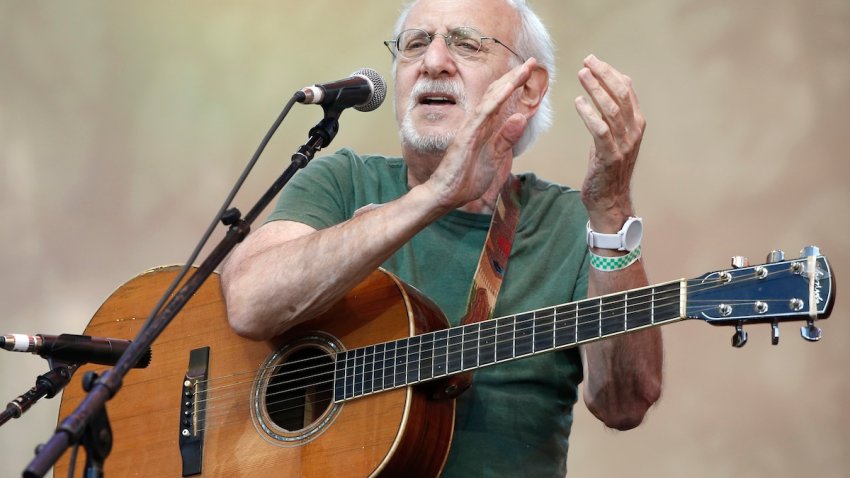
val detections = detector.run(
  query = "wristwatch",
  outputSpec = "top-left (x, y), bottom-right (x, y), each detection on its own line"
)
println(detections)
top-left (586, 216), bottom-right (643, 251)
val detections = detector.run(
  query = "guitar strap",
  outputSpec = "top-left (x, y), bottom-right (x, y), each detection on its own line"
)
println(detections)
top-left (461, 174), bottom-right (522, 326)
top-left (433, 175), bottom-right (521, 400)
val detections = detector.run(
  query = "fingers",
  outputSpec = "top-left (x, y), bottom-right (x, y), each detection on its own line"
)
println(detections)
top-left (574, 95), bottom-right (616, 159)
top-left (451, 57), bottom-right (536, 155)
top-left (575, 55), bottom-right (645, 155)
top-left (578, 66), bottom-right (627, 140)
top-left (474, 58), bottom-right (537, 127)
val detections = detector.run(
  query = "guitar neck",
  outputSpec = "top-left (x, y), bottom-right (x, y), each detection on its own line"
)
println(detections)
top-left (334, 280), bottom-right (685, 402)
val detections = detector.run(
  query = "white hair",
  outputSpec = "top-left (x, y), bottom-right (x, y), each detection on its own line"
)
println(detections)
top-left (390, 0), bottom-right (556, 157)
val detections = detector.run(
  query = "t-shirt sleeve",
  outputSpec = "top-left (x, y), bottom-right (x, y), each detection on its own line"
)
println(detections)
top-left (572, 252), bottom-right (590, 301)
top-left (265, 150), bottom-right (357, 230)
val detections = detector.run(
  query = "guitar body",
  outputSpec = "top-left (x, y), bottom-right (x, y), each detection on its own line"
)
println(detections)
top-left (55, 267), bottom-right (455, 477)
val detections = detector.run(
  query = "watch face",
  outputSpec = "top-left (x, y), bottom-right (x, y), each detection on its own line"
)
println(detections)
top-left (623, 218), bottom-right (643, 251)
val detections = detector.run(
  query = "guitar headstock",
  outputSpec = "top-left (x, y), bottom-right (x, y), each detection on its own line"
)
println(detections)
top-left (686, 246), bottom-right (835, 347)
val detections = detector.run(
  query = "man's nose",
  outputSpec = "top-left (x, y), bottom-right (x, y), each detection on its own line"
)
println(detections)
top-left (421, 35), bottom-right (458, 77)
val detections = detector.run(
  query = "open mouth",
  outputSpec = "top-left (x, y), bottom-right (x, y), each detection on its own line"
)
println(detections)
top-left (418, 94), bottom-right (457, 106)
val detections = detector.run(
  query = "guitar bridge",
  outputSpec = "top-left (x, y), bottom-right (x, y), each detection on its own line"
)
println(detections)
top-left (179, 347), bottom-right (209, 476)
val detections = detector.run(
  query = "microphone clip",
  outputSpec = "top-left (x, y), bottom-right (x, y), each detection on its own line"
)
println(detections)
top-left (291, 116), bottom-right (339, 169)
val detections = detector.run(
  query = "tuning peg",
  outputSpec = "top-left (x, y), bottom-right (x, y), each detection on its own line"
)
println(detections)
top-left (766, 250), bottom-right (785, 263)
top-left (800, 246), bottom-right (820, 258)
top-left (731, 256), bottom-right (749, 268)
top-left (800, 319), bottom-right (823, 342)
top-left (771, 320), bottom-right (780, 345)
top-left (732, 323), bottom-right (748, 348)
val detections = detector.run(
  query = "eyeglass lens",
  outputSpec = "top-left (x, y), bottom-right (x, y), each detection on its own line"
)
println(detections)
top-left (397, 28), bottom-right (483, 58)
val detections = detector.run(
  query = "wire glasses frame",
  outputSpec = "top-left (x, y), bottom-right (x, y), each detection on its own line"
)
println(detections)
top-left (384, 27), bottom-right (524, 62)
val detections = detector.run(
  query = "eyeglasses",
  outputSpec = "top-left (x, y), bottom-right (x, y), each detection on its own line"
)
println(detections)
top-left (384, 27), bottom-right (524, 62)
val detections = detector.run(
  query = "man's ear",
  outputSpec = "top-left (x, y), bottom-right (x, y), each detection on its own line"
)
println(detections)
top-left (517, 65), bottom-right (549, 115)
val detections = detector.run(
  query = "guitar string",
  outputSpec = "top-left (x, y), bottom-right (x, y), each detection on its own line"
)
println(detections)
top-left (193, 267), bottom-right (793, 400)
top-left (189, 270), bottom-right (803, 421)
top-left (190, 284), bottom-right (682, 409)
top-left (195, 318), bottom-right (809, 430)
top-left (191, 293), bottom-right (789, 434)
top-left (188, 268), bottom-right (786, 395)
top-left (187, 269), bottom-right (802, 416)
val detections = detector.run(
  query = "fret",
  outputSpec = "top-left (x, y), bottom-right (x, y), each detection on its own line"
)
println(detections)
top-left (406, 336), bottom-right (421, 384)
top-left (446, 328), bottom-right (463, 374)
top-left (419, 333), bottom-right (434, 382)
top-left (651, 287), bottom-right (656, 324)
top-left (627, 288), bottom-right (653, 329)
top-left (495, 316), bottom-right (514, 361)
top-left (533, 308), bottom-right (554, 352)
top-left (478, 320), bottom-right (497, 365)
top-left (354, 348), bottom-right (364, 397)
top-left (394, 338), bottom-right (408, 387)
top-left (462, 323), bottom-right (480, 370)
top-left (514, 313), bottom-right (534, 357)
top-left (345, 349), bottom-right (355, 399)
top-left (372, 343), bottom-right (385, 391)
top-left (334, 350), bottom-right (347, 402)
top-left (382, 342), bottom-right (395, 391)
top-left (600, 294), bottom-right (625, 337)
top-left (363, 345), bottom-right (375, 394)
top-left (433, 330), bottom-right (448, 377)
top-left (577, 299), bottom-right (600, 342)
top-left (554, 303), bottom-right (577, 347)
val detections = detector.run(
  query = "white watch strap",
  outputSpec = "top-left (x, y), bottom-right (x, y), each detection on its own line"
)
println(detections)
top-left (586, 224), bottom-right (623, 249)
top-left (586, 217), bottom-right (643, 251)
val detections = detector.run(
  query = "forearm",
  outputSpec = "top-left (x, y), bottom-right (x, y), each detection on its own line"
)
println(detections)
top-left (582, 256), bottom-right (663, 430)
top-left (221, 183), bottom-right (448, 340)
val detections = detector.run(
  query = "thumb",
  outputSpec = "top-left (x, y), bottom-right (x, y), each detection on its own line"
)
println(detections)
top-left (493, 113), bottom-right (527, 157)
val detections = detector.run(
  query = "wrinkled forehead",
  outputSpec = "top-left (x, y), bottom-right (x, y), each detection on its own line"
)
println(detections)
top-left (401, 0), bottom-right (519, 40)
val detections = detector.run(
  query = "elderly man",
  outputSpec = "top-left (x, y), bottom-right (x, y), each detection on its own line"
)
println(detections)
top-left (221, 0), bottom-right (662, 475)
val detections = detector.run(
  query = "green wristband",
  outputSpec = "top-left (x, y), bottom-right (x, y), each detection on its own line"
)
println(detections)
top-left (589, 246), bottom-right (642, 271)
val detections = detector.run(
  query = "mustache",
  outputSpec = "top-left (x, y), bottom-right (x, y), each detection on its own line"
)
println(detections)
top-left (408, 78), bottom-right (468, 110)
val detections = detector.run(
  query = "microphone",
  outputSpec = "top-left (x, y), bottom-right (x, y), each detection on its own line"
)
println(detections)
top-left (297, 68), bottom-right (387, 113)
top-left (1, 333), bottom-right (152, 369)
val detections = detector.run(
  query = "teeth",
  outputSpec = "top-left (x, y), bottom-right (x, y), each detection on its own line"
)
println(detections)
top-left (421, 96), bottom-right (453, 104)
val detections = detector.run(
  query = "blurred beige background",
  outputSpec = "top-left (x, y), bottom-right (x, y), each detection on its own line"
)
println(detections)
top-left (1, 0), bottom-right (848, 476)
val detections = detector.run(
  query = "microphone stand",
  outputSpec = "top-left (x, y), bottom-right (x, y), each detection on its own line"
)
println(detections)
top-left (0, 360), bottom-right (80, 428)
top-left (24, 107), bottom-right (342, 478)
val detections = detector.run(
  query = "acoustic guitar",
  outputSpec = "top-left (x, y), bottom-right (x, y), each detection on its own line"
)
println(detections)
top-left (55, 248), bottom-right (834, 477)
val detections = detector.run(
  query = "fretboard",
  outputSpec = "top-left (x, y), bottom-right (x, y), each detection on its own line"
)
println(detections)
top-left (333, 280), bottom-right (684, 402)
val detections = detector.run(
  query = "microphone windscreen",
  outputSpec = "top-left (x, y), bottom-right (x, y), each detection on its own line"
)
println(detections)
top-left (352, 68), bottom-right (387, 112)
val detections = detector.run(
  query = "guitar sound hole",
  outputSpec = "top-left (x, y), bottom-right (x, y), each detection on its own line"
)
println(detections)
top-left (266, 347), bottom-right (335, 432)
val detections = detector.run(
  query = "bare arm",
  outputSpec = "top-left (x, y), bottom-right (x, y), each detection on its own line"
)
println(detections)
top-left (574, 54), bottom-right (663, 430)
top-left (221, 186), bottom-right (446, 340)
top-left (221, 59), bottom-right (540, 340)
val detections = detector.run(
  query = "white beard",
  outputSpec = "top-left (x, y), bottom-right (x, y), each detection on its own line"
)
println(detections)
top-left (398, 78), bottom-right (467, 154)
top-left (397, 78), bottom-right (521, 155)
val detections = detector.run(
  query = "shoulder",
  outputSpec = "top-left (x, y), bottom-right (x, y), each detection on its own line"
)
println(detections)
top-left (310, 147), bottom-right (405, 177)
top-left (517, 172), bottom-right (585, 214)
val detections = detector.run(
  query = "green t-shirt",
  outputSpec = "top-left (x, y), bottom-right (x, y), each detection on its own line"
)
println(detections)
top-left (268, 148), bottom-right (590, 477)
